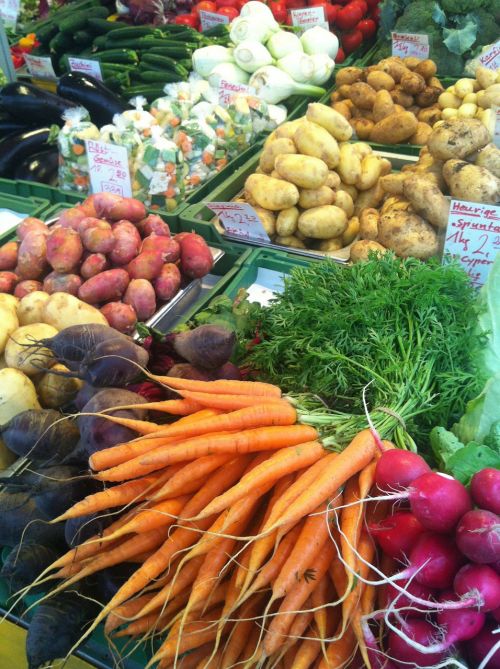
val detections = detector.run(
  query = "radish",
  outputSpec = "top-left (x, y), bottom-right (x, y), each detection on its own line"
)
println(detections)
top-left (454, 564), bottom-right (500, 613)
top-left (471, 468), bottom-right (500, 515)
top-left (369, 512), bottom-right (426, 559)
top-left (493, 607), bottom-right (500, 623)
top-left (387, 618), bottom-right (448, 668)
top-left (456, 509), bottom-right (500, 564)
top-left (375, 450), bottom-right (430, 491)
top-left (408, 472), bottom-right (471, 532)
top-left (436, 590), bottom-right (486, 642)
top-left (395, 532), bottom-right (465, 589)
top-left (466, 620), bottom-right (500, 669)
top-left (385, 580), bottom-right (435, 616)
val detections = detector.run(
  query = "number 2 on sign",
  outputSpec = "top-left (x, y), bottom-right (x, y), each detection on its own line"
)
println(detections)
top-left (473, 233), bottom-right (489, 256)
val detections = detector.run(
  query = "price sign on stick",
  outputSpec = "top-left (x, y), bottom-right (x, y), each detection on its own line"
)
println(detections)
top-left (0, 0), bottom-right (19, 28)
top-left (391, 32), bottom-right (429, 59)
top-left (85, 140), bottom-right (132, 197)
top-left (218, 79), bottom-right (254, 106)
top-left (479, 40), bottom-right (500, 71)
top-left (24, 54), bottom-right (57, 80)
top-left (291, 7), bottom-right (329, 32)
top-left (68, 57), bottom-right (102, 81)
top-left (199, 10), bottom-right (229, 32)
top-left (207, 202), bottom-right (271, 243)
top-left (444, 199), bottom-right (500, 287)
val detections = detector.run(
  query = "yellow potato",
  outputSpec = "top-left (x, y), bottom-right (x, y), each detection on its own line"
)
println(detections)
top-left (334, 190), bottom-right (354, 218)
top-left (373, 90), bottom-right (395, 123)
top-left (244, 173), bottom-right (299, 211)
top-left (414, 59), bottom-right (437, 81)
top-left (380, 173), bottom-right (408, 195)
top-left (0, 294), bottom-right (19, 312)
top-left (294, 121), bottom-right (340, 169)
top-left (356, 155), bottom-right (383, 191)
top-left (253, 206), bottom-right (276, 236)
top-left (338, 143), bottom-right (362, 185)
top-left (318, 237), bottom-right (344, 252)
top-left (43, 293), bottom-right (107, 331)
top-left (335, 67), bottom-right (364, 87)
top-left (298, 186), bottom-right (335, 209)
top-left (348, 82), bottom-right (376, 110)
top-left (428, 118), bottom-right (490, 160)
top-left (353, 183), bottom-right (385, 215)
top-left (402, 174), bottom-right (450, 229)
top-left (350, 239), bottom-right (387, 263)
top-left (338, 181), bottom-right (358, 202)
top-left (438, 91), bottom-right (461, 109)
top-left (275, 154), bottom-right (329, 189)
top-left (37, 363), bottom-right (82, 409)
top-left (275, 235), bottom-right (306, 249)
top-left (369, 111), bottom-right (418, 144)
top-left (0, 305), bottom-right (19, 355)
top-left (359, 208), bottom-right (380, 240)
top-left (306, 103), bottom-right (353, 142)
top-left (331, 101), bottom-right (351, 120)
top-left (367, 70), bottom-right (395, 91)
top-left (259, 138), bottom-right (297, 174)
top-left (415, 86), bottom-right (441, 107)
top-left (276, 207), bottom-right (299, 236)
top-left (17, 291), bottom-right (51, 326)
top-left (326, 171), bottom-right (341, 189)
top-left (342, 215), bottom-right (360, 245)
top-left (390, 87), bottom-right (414, 108)
top-left (275, 119), bottom-right (304, 140)
top-left (474, 143), bottom-right (500, 179)
top-left (298, 205), bottom-right (347, 239)
top-left (400, 71), bottom-right (425, 95)
top-left (5, 323), bottom-right (58, 376)
top-left (443, 160), bottom-right (500, 204)
top-left (409, 122), bottom-right (433, 145)
top-left (351, 142), bottom-right (372, 159)
top-left (378, 210), bottom-right (439, 259)
top-left (351, 118), bottom-right (374, 140)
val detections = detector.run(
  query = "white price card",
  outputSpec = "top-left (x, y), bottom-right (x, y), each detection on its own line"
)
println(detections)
top-left (493, 106), bottom-right (500, 149)
top-left (68, 57), bottom-right (102, 81)
top-left (444, 199), bottom-right (500, 287)
top-left (479, 40), bottom-right (500, 71)
top-left (391, 32), bottom-right (429, 59)
top-left (85, 139), bottom-right (132, 198)
top-left (24, 54), bottom-right (57, 81)
top-left (207, 202), bottom-right (271, 243)
top-left (290, 7), bottom-right (328, 32)
top-left (199, 10), bottom-right (229, 32)
top-left (218, 79), bottom-right (254, 106)
top-left (0, 0), bottom-right (19, 28)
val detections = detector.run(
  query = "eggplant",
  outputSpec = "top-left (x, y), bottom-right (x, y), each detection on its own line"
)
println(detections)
top-left (0, 117), bottom-right (36, 138)
top-left (0, 82), bottom-right (77, 126)
top-left (0, 128), bottom-right (53, 178)
top-left (15, 148), bottom-right (59, 185)
top-left (57, 72), bottom-right (131, 126)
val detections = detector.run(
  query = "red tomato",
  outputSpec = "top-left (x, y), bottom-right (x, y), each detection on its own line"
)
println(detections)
top-left (174, 13), bottom-right (200, 27)
top-left (370, 5), bottom-right (380, 21)
top-left (356, 17), bottom-right (376, 38)
top-left (286, 0), bottom-right (306, 9)
top-left (237, 0), bottom-right (249, 7)
top-left (341, 28), bottom-right (363, 53)
top-left (308, 0), bottom-right (338, 23)
top-left (335, 45), bottom-right (345, 62)
top-left (366, 0), bottom-right (379, 7)
top-left (194, 0), bottom-right (217, 13)
top-left (269, 0), bottom-right (288, 22)
top-left (352, 0), bottom-right (367, 14)
top-left (217, 5), bottom-right (239, 18)
top-left (336, 2), bottom-right (362, 30)
top-left (216, 0), bottom-right (239, 6)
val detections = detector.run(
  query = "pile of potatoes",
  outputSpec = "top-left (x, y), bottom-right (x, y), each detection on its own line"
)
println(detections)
top-left (233, 103), bottom-right (392, 255)
top-left (330, 57), bottom-right (445, 146)
top-left (437, 66), bottom-right (500, 134)
top-left (349, 117), bottom-right (500, 262)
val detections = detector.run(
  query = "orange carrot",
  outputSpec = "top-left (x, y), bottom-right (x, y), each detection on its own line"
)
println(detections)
top-left (311, 575), bottom-right (330, 646)
top-left (174, 389), bottom-right (285, 411)
top-left (317, 624), bottom-right (356, 669)
top-left (221, 594), bottom-right (265, 667)
top-left (104, 594), bottom-right (156, 636)
top-left (340, 476), bottom-right (362, 596)
top-left (149, 376), bottom-right (282, 398)
top-left (103, 398), bottom-right (203, 416)
top-left (292, 629), bottom-right (322, 669)
top-left (78, 412), bottom-right (164, 435)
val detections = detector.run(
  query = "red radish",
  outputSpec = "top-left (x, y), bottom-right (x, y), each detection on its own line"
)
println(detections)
top-left (471, 468), bottom-right (500, 515)
top-left (385, 580), bottom-right (435, 616)
top-left (456, 509), bottom-right (500, 564)
top-left (466, 620), bottom-right (500, 669)
top-left (397, 533), bottom-right (465, 589)
top-left (493, 607), bottom-right (500, 623)
top-left (387, 618), bottom-right (448, 668)
top-left (409, 472), bottom-right (471, 532)
top-left (437, 590), bottom-right (486, 642)
top-left (361, 618), bottom-right (398, 669)
top-left (369, 511), bottom-right (426, 559)
top-left (454, 564), bottom-right (500, 613)
top-left (375, 450), bottom-right (431, 491)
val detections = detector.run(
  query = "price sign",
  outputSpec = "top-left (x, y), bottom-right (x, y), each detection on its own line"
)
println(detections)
top-left (479, 40), bottom-right (500, 71)
top-left (218, 79), bottom-right (254, 106)
top-left (199, 10), bottom-right (229, 32)
top-left (0, 0), bottom-right (19, 28)
top-left (290, 7), bottom-right (328, 32)
top-left (24, 54), bottom-right (57, 81)
top-left (85, 139), bottom-right (132, 197)
top-left (493, 106), bottom-right (500, 149)
top-left (68, 57), bottom-right (102, 81)
top-left (207, 202), bottom-right (271, 243)
top-left (391, 32), bottom-right (429, 59)
top-left (444, 199), bottom-right (500, 287)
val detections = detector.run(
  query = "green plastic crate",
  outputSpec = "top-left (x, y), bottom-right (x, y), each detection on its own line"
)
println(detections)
top-left (0, 192), bottom-right (51, 243)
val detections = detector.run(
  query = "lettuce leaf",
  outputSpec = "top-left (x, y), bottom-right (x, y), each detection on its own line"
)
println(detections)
top-left (446, 442), bottom-right (500, 484)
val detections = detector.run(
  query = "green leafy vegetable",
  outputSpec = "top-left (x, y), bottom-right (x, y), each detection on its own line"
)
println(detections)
top-left (443, 14), bottom-right (478, 55)
top-left (452, 375), bottom-right (500, 445)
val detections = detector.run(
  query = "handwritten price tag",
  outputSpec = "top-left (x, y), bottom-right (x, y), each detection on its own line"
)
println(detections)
top-left (290, 7), bottom-right (328, 32)
top-left (207, 202), bottom-right (271, 243)
top-left (0, 0), bottom-right (19, 28)
top-left (85, 139), bottom-right (132, 198)
top-left (479, 40), bottom-right (500, 71)
top-left (24, 54), bottom-right (57, 81)
top-left (68, 57), bottom-right (102, 81)
top-left (199, 10), bottom-right (229, 32)
top-left (444, 199), bottom-right (500, 287)
top-left (218, 79), bottom-right (254, 106)
top-left (391, 32), bottom-right (429, 59)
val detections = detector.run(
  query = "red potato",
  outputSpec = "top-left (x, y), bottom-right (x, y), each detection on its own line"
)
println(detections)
top-left (14, 279), bottom-right (43, 298)
top-left (77, 217), bottom-right (108, 235)
top-left (94, 193), bottom-right (146, 222)
top-left (78, 268), bottom-right (130, 304)
top-left (46, 227), bottom-right (83, 273)
top-left (0, 241), bottom-right (19, 271)
top-left (57, 207), bottom-right (88, 231)
top-left (123, 279), bottom-right (157, 320)
top-left (43, 271), bottom-right (82, 296)
top-left (141, 235), bottom-right (180, 262)
top-left (17, 217), bottom-right (48, 241)
top-left (100, 302), bottom-right (137, 335)
top-left (80, 253), bottom-right (108, 279)
top-left (126, 250), bottom-right (165, 280)
top-left (153, 262), bottom-right (181, 301)
top-left (16, 231), bottom-right (48, 280)
top-left (109, 221), bottom-right (141, 266)
top-left (0, 271), bottom-right (18, 293)
top-left (137, 214), bottom-right (170, 237)
top-left (79, 195), bottom-right (98, 217)
top-left (81, 221), bottom-right (115, 254)
top-left (177, 232), bottom-right (213, 279)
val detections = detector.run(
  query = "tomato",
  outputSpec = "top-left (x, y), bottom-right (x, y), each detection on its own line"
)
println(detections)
top-left (217, 0), bottom-right (239, 6)
top-left (336, 2), bottom-right (363, 30)
top-left (341, 28), bottom-right (363, 53)
top-left (335, 46), bottom-right (345, 62)
top-left (351, 0), bottom-right (367, 15)
top-left (308, 0), bottom-right (338, 23)
top-left (194, 1), bottom-right (217, 13)
top-left (369, 5), bottom-right (380, 21)
top-left (356, 17), bottom-right (376, 38)
top-left (366, 0), bottom-right (379, 7)
top-left (286, 0), bottom-right (306, 9)
top-left (217, 5), bottom-right (239, 18)
top-left (174, 13), bottom-right (200, 27)
top-left (269, 0), bottom-right (288, 22)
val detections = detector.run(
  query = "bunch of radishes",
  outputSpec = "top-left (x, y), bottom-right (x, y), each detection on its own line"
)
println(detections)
top-left (363, 450), bottom-right (500, 669)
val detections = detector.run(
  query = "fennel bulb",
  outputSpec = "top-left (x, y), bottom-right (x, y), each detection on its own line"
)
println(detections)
top-left (208, 63), bottom-right (250, 89)
top-left (309, 53), bottom-right (335, 85)
top-left (234, 41), bottom-right (273, 74)
top-left (192, 46), bottom-right (234, 78)
top-left (230, 15), bottom-right (276, 45)
top-left (240, 1), bottom-right (279, 26)
top-left (268, 104), bottom-right (288, 126)
top-left (301, 26), bottom-right (339, 59)
top-left (277, 53), bottom-right (315, 84)
top-left (267, 30), bottom-right (303, 60)
top-left (249, 66), bottom-right (326, 104)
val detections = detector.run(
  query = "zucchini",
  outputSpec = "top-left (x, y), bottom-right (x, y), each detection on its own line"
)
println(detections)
top-left (36, 23), bottom-right (58, 46)
top-left (200, 24), bottom-right (230, 38)
top-left (106, 26), bottom-right (163, 41)
top-left (93, 49), bottom-right (139, 64)
top-left (141, 54), bottom-right (189, 77)
top-left (85, 6), bottom-right (110, 19)
top-left (138, 70), bottom-right (185, 84)
top-left (49, 32), bottom-right (73, 55)
top-left (92, 35), bottom-right (109, 49)
top-left (123, 84), bottom-right (167, 101)
top-left (87, 18), bottom-right (122, 35)
top-left (58, 11), bottom-right (88, 34)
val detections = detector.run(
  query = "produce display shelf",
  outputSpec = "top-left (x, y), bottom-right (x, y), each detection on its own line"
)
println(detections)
top-left (0, 192), bottom-right (52, 243)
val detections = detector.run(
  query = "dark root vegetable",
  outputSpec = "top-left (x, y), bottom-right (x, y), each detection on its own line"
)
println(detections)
top-left (80, 336), bottom-right (149, 387)
top-left (167, 363), bottom-right (214, 382)
top-left (172, 325), bottom-right (236, 370)
top-left (0, 492), bottom-right (65, 548)
top-left (1, 543), bottom-right (60, 594)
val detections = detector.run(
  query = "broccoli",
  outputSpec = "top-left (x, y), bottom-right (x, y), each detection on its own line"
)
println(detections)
top-left (440, 0), bottom-right (490, 14)
top-left (472, 8), bottom-right (499, 50)
top-left (393, 0), bottom-right (437, 32)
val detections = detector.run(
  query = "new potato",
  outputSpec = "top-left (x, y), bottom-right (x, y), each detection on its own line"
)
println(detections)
top-left (443, 160), bottom-right (500, 204)
top-left (37, 363), bottom-right (82, 409)
top-left (306, 103), bottom-right (353, 142)
top-left (17, 291), bottom-right (51, 325)
top-left (244, 174), bottom-right (299, 211)
top-left (259, 138), bottom-right (297, 174)
top-left (42, 292), bottom-right (108, 331)
top-left (276, 207), bottom-right (299, 236)
top-left (0, 368), bottom-right (40, 425)
top-left (275, 154), bottom-right (329, 190)
top-left (370, 111), bottom-right (418, 144)
top-left (294, 121), bottom-right (340, 169)
top-left (402, 174), bottom-right (450, 229)
top-left (298, 206), bottom-right (347, 239)
top-left (378, 210), bottom-right (439, 259)
top-left (298, 186), bottom-right (335, 209)
top-left (427, 118), bottom-right (490, 160)
top-left (337, 144), bottom-right (361, 185)
top-left (5, 323), bottom-right (58, 376)
top-left (0, 304), bottom-right (18, 354)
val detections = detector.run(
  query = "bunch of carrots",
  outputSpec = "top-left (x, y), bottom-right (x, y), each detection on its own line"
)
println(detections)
top-left (21, 376), bottom-right (389, 668)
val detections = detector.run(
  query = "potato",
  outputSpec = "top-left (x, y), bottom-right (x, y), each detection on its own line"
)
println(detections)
top-left (299, 186), bottom-right (335, 209)
top-left (378, 210), bottom-right (439, 259)
top-left (438, 91), bottom-right (461, 110)
top-left (0, 304), bottom-right (18, 354)
top-left (15, 231), bottom-right (48, 280)
top-left (93, 194), bottom-right (146, 223)
top-left (331, 102), bottom-right (351, 120)
top-left (409, 122), bottom-right (433, 145)
top-left (427, 118), bottom-right (490, 160)
top-left (373, 90), bottom-right (395, 123)
top-left (101, 302), bottom-right (137, 335)
top-left (356, 155), bottom-right (383, 191)
top-left (274, 235), bottom-right (306, 249)
top-left (276, 207), bottom-right (299, 237)
top-left (14, 280), bottom-right (42, 298)
top-left (381, 196), bottom-right (412, 215)
top-left (378, 59), bottom-right (408, 83)
top-left (380, 173), bottom-right (408, 195)
top-left (274, 119), bottom-right (303, 140)
top-left (334, 190), bottom-right (354, 218)
top-left (338, 181), bottom-right (358, 202)
top-left (141, 236), bottom-right (179, 263)
top-left (244, 174), bottom-right (299, 210)
top-left (318, 237), bottom-right (344, 252)
top-left (154, 263), bottom-right (182, 301)
top-left (403, 57), bottom-right (421, 70)
top-left (17, 291), bottom-right (50, 326)
top-left (477, 84), bottom-right (500, 109)
top-left (17, 217), bottom-right (48, 241)
top-left (5, 323), bottom-right (58, 375)
top-left (367, 71), bottom-right (395, 92)
top-left (350, 240), bottom-right (387, 263)
top-left (400, 71), bottom-right (425, 95)
top-left (379, 158), bottom-right (392, 176)
top-left (352, 142), bottom-right (372, 159)
top-left (57, 207), bottom-right (87, 231)
top-left (353, 183), bottom-right (385, 215)
top-left (417, 107), bottom-right (441, 125)
top-left (43, 272), bottom-right (82, 297)
top-left (369, 111), bottom-right (418, 144)
top-left (402, 174), bottom-right (450, 229)
top-left (474, 144), bottom-right (500, 179)
top-left (414, 59), bottom-right (437, 80)
top-left (259, 138), bottom-right (297, 174)
top-left (0, 294), bottom-right (18, 312)
top-left (37, 363), bottom-right (82, 409)
top-left (359, 208), bottom-right (380, 240)
top-left (428, 77), bottom-right (444, 91)
top-left (81, 220), bottom-right (115, 254)
top-left (109, 221), bottom-right (141, 266)
top-left (124, 279), bottom-right (156, 321)
top-left (0, 241), bottom-right (18, 271)
top-left (342, 216), bottom-right (360, 245)
top-left (46, 227), bottom-right (83, 274)
top-left (275, 154), bottom-right (328, 190)
top-left (476, 66), bottom-right (497, 90)
top-left (351, 118), bottom-right (374, 140)
top-left (335, 67), bottom-right (364, 87)
top-left (454, 78), bottom-right (475, 99)
top-left (137, 214), bottom-right (170, 238)
top-left (338, 144), bottom-right (362, 185)
top-left (294, 121), bottom-right (340, 169)
top-left (326, 171), bottom-right (341, 190)
top-left (307, 103), bottom-right (353, 142)
top-left (348, 82), bottom-right (376, 110)
top-left (337, 84), bottom-right (352, 99)
top-left (43, 292), bottom-right (108, 330)
top-left (126, 252), bottom-right (164, 282)
top-left (415, 86), bottom-right (442, 107)
top-left (0, 368), bottom-right (40, 425)
top-left (81, 253), bottom-right (109, 279)
top-left (250, 207), bottom-right (275, 237)
top-left (390, 88), bottom-right (414, 108)
top-left (298, 206), bottom-right (347, 239)
top-left (443, 160), bottom-right (500, 204)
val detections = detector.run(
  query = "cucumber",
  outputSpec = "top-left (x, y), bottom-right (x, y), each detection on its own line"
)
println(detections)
top-left (106, 26), bottom-right (163, 41)
top-left (74, 30), bottom-right (93, 45)
top-left (138, 70), bottom-right (186, 84)
top-left (87, 18), bottom-right (122, 35)
top-left (100, 63), bottom-right (135, 74)
top-left (93, 49), bottom-right (139, 64)
top-left (85, 6), bottom-right (110, 19)
top-left (123, 85), bottom-right (169, 101)
top-left (92, 35), bottom-right (109, 49)
top-left (141, 54), bottom-right (189, 77)
top-left (58, 11), bottom-right (88, 34)
top-left (36, 23), bottom-right (58, 47)
top-left (49, 32), bottom-right (74, 55)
